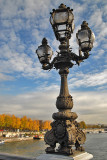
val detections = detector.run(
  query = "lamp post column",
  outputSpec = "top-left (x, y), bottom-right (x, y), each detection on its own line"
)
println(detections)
top-left (44, 43), bottom-right (86, 155)
top-left (56, 68), bottom-right (73, 112)
top-left (59, 68), bottom-right (69, 97)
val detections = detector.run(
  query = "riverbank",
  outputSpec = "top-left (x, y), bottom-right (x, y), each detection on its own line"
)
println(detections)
top-left (0, 128), bottom-right (106, 143)
top-left (0, 133), bottom-right (107, 159)
top-left (0, 152), bottom-right (35, 160)
top-left (0, 137), bottom-right (34, 143)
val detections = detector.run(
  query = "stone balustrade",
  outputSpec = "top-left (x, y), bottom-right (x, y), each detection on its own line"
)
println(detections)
top-left (0, 152), bottom-right (36, 160)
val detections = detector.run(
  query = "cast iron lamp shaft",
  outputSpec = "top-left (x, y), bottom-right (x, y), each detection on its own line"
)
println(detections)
top-left (59, 68), bottom-right (69, 97)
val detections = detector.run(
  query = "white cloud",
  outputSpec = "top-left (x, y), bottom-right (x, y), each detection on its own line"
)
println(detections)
top-left (0, 0), bottom-right (106, 82)
top-left (0, 0), bottom-right (54, 81)
top-left (0, 0), bottom-right (107, 124)
top-left (0, 0), bottom-right (50, 19)
top-left (93, 49), bottom-right (105, 59)
top-left (0, 73), bottom-right (14, 81)
top-left (0, 88), bottom-right (107, 124)
top-left (69, 69), bottom-right (107, 88)
top-left (69, 25), bottom-right (80, 55)
top-left (88, 5), bottom-right (107, 47)
top-left (0, 44), bottom-right (50, 80)
top-left (72, 91), bottom-right (107, 124)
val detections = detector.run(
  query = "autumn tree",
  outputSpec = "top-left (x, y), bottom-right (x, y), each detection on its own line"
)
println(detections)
top-left (15, 117), bottom-right (21, 130)
top-left (39, 120), bottom-right (43, 131)
top-left (11, 115), bottom-right (17, 130)
top-left (27, 118), bottom-right (33, 131)
top-left (86, 124), bottom-right (101, 129)
top-left (79, 121), bottom-right (87, 129)
top-left (0, 114), bottom-right (5, 129)
top-left (33, 120), bottom-right (39, 131)
top-left (42, 120), bottom-right (52, 131)
top-left (4, 114), bottom-right (12, 130)
top-left (20, 116), bottom-right (28, 131)
top-left (0, 114), bottom-right (53, 132)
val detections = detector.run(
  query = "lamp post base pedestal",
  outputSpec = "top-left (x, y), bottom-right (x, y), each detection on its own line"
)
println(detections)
top-left (36, 152), bottom-right (93, 160)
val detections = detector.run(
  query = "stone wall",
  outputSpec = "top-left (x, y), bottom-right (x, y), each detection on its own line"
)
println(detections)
top-left (0, 152), bottom-right (36, 160)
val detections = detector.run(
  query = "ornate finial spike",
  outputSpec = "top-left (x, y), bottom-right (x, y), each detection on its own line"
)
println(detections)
top-left (42, 38), bottom-right (48, 45)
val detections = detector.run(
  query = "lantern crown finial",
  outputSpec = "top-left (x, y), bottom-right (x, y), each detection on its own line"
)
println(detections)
top-left (81, 21), bottom-right (89, 29)
top-left (59, 3), bottom-right (67, 9)
top-left (42, 38), bottom-right (48, 45)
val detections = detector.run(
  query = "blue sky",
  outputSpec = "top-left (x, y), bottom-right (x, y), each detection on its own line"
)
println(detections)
top-left (0, 0), bottom-right (107, 124)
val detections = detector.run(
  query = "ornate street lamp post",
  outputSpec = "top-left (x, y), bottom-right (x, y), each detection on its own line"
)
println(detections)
top-left (36, 4), bottom-right (95, 155)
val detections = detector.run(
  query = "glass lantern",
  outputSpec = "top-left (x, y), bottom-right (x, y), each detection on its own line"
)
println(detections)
top-left (76, 21), bottom-right (95, 52)
top-left (50, 4), bottom-right (74, 41)
top-left (36, 38), bottom-right (53, 65)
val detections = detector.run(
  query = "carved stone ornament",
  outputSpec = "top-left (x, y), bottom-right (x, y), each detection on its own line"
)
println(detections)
top-left (56, 96), bottom-right (73, 109)
top-left (76, 128), bottom-right (86, 145)
top-left (44, 129), bottom-right (56, 147)
top-left (52, 111), bottom-right (78, 120)
top-left (52, 120), bottom-right (66, 139)
top-left (44, 119), bottom-right (86, 155)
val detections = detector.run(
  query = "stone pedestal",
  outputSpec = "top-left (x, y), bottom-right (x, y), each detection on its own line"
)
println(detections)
top-left (44, 69), bottom-right (86, 155)
top-left (36, 152), bottom-right (93, 160)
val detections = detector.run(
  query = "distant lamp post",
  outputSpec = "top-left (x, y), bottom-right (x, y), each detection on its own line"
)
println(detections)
top-left (36, 4), bottom-right (95, 155)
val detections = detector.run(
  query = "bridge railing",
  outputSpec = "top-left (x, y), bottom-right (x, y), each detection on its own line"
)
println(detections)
top-left (0, 152), bottom-right (36, 160)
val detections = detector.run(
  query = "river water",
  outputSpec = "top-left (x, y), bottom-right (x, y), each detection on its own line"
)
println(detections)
top-left (0, 133), bottom-right (107, 160)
